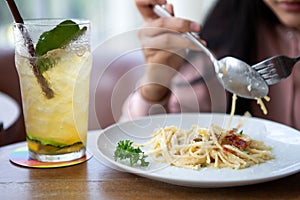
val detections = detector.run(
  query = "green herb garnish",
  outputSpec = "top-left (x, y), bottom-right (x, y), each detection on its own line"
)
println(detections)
top-left (114, 140), bottom-right (149, 167)
top-left (36, 20), bottom-right (86, 56)
top-left (35, 20), bottom-right (87, 74)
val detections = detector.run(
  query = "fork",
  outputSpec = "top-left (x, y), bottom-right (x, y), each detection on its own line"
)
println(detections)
top-left (252, 55), bottom-right (300, 85)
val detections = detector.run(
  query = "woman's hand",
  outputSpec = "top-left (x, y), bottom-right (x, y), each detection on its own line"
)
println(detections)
top-left (135, 0), bottom-right (203, 101)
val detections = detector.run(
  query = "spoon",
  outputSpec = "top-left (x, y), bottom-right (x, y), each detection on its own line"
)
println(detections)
top-left (153, 5), bottom-right (269, 99)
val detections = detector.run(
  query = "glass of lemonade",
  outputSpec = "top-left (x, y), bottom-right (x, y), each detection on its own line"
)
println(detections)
top-left (13, 19), bottom-right (92, 162)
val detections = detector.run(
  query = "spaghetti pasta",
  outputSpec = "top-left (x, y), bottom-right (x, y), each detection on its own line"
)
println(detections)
top-left (131, 94), bottom-right (273, 170)
top-left (256, 96), bottom-right (270, 115)
top-left (139, 124), bottom-right (273, 170)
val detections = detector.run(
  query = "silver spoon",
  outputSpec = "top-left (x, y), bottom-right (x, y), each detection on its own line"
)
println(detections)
top-left (153, 5), bottom-right (269, 99)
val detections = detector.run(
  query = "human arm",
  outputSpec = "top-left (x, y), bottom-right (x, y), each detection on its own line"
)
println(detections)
top-left (135, 0), bottom-right (203, 102)
top-left (119, 0), bottom-right (210, 122)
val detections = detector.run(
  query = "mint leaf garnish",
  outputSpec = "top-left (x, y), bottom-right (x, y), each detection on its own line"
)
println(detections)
top-left (35, 20), bottom-right (87, 74)
top-left (36, 20), bottom-right (86, 56)
top-left (36, 57), bottom-right (55, 74)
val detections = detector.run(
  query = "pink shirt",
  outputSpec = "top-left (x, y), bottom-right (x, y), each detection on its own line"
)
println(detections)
top-left (120, 24), bottom-right (300, 130)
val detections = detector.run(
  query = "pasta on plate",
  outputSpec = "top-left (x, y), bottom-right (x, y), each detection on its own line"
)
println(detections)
top-left (138, 124), bottom-right (273, 170)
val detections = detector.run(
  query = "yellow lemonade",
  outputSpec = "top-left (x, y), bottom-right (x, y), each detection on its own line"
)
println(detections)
top-left (15, 48), bottom-right (92, 160)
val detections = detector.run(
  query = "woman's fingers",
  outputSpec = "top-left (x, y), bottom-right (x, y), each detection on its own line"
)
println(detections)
top-left (149, 17), bottom-right (201, 33)
top-left (164, 4), bottom-right (174, 16)
top-left (135, 0), bottom-right (167, 20)
top-left (135, 0), bottom-right (203, 50)
top-left (139, 27), bottom-right (204, 51)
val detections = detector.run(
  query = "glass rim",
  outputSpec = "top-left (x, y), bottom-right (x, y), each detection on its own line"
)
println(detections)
top-left (14, 18), bottom-right (90, 26)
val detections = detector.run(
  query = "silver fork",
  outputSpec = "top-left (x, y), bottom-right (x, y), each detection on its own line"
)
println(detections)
top-left (252, 55), bottom-right (300, 85)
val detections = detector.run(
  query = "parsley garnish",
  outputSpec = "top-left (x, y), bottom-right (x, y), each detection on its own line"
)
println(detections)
top-left (114, 140), bottom-right (149, 167)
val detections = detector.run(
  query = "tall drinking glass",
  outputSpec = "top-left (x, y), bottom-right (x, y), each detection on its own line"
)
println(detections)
top-left (13, 19), bottom-right (92, 162)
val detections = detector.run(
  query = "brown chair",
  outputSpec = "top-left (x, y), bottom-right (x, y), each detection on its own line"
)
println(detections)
top-left (0, 48), bottom-right (26, 146)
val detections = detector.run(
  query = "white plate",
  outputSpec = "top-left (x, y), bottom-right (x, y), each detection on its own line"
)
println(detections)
top-left (95, 113), bottom-right (300, 187)
top-left (0, 92), bottom-right (20, 130)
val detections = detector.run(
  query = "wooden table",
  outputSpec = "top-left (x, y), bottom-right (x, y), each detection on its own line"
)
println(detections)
top-left (1, 131), bottom-right (299, 200)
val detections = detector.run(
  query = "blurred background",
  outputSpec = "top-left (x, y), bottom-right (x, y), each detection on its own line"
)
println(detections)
top-left (0, 0), bottom-right (142, 49)
top-left (0, 0), bottom-right (217, 50)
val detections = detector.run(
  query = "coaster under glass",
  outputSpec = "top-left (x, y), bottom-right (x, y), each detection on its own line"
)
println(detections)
top-left (9, 146), bottom-right (92, 168)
